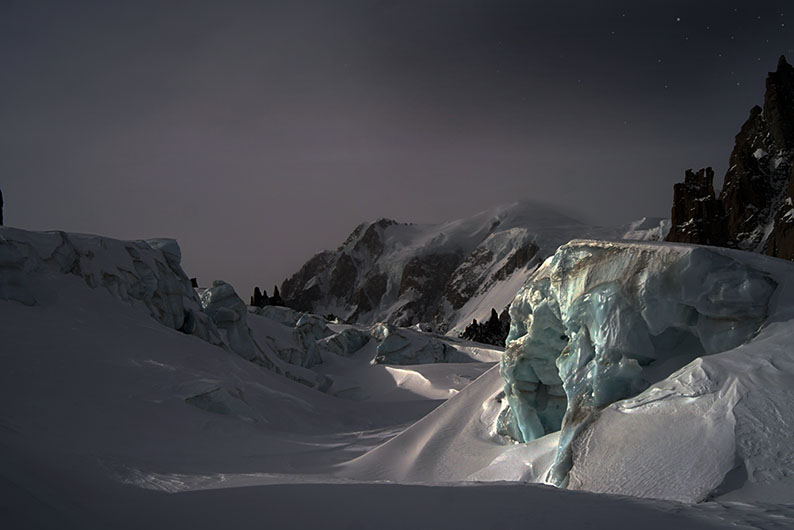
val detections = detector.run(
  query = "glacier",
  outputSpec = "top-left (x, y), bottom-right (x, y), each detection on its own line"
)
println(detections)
top-left (501, 239), bottom-right (777, 486)
top-left (5, 227), bottom-right (794, 526)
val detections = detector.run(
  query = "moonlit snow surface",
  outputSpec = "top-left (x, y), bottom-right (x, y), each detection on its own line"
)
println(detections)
top-left (2, 226), bottom-right (794, 529)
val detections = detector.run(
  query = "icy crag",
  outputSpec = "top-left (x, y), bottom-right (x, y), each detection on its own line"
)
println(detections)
top-left (200, 281), bottom-right (258, 360)
top-left (501, 239), bottom-right (776, 486)
top-left (371, 323), bottom-right (486, 364)
top-left (0, 227), bottom-right (223, 346)
top-left (0, 226), bottom-right (497, 402)
top-left (0, 228), bottom-right (335, 392)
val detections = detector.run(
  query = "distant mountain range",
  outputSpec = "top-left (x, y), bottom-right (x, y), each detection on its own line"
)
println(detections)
top-left (277, 202), bottom-right (660, 334)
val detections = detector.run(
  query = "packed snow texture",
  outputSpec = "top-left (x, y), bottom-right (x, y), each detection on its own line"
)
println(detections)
top-left (503, 239), bottom-right (782, 495)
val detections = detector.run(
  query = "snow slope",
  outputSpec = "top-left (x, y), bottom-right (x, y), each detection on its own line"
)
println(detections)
top-left (567, 298), bottom-right (794, 503)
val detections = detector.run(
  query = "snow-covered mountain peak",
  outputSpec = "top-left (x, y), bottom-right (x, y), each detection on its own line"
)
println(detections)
top-left (279, 202), bottom-right (619, 334)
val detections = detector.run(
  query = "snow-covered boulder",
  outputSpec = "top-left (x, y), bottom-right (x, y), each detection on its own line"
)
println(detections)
top-left (502, 240), bottom-right (777, 488)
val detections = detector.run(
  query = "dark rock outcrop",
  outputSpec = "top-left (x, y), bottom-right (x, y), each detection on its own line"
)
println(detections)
top-left (328, 253), bottom-right (358, 299)
top-left (280, 218), bottom-right (403, 322)
top-left (350, 271), bottom-right (388, 318)
top-left (764, 166), bottom-right (794, 258)
top-left (459, 307), bottom-right (510, 347)
top-left (270, 285), bottom-right (284, 306)
top-left (666, 168), bottom-right (726, 245)
top-left (491, 242), bottom-right (539, 283)
top-left (250, 287), bottom-right (267, 307)
top-left (393, 252), bottom-right (462, 327)
top-left (280, 250), bottom-right (333, 312)
top-left (249, 285), bottom-right (285, 308)
top-left (666, 56), bottom-right (794, 259)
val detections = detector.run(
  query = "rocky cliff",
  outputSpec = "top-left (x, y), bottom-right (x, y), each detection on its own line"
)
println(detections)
top-left (667, 55), bottom-right (794, 259)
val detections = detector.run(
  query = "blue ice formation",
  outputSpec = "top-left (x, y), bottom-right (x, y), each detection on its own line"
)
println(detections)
top-left (200, 280), bottom-right (257, 360)
top-left (500, 240), bottom-right (776, 486)
top-left (0, 227), bottom-right (224, 346)
top-left (371, 323), bottom-right (475, 364)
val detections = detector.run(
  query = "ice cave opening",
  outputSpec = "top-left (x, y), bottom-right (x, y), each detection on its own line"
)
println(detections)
top-left (497, 241), bottom-right (777, 486)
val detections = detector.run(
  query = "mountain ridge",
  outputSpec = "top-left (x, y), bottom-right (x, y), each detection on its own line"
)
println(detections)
top-left (277, 201), bottom-right (629, 334)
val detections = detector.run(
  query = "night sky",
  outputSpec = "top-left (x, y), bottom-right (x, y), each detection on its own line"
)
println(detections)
top-left (2, 1), bottom-right (792, 295)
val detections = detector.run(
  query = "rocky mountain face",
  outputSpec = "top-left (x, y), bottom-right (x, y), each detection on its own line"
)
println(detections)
top-left (279, 202), bottom-right (612, 335)
top-left (667, 55), bottom-right (794, 259)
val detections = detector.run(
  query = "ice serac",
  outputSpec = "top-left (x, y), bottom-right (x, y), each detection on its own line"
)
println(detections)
top-left (501, 240), bottom-right (776, 486)
top-left (370, 323), bottom-right (485, 364)
top-left (0, 227), bottom-right (223, 346)
top-left (200, 280), bottom-right (257, 361)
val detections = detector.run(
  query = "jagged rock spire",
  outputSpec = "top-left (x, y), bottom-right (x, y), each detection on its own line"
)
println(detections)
top-left (764, 55), bottom-right (794, 149)
top-left (666, 56), bottom-right (794, 259)
top-left (667, 167), bottom-right (726, 245)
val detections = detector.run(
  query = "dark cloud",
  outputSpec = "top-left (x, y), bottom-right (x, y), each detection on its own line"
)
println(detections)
top-left (1, 1), bottom-right (792, 295)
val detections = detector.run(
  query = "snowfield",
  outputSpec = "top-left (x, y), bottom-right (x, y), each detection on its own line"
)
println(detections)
top-left (2, 226), bottom-right (794, 529)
